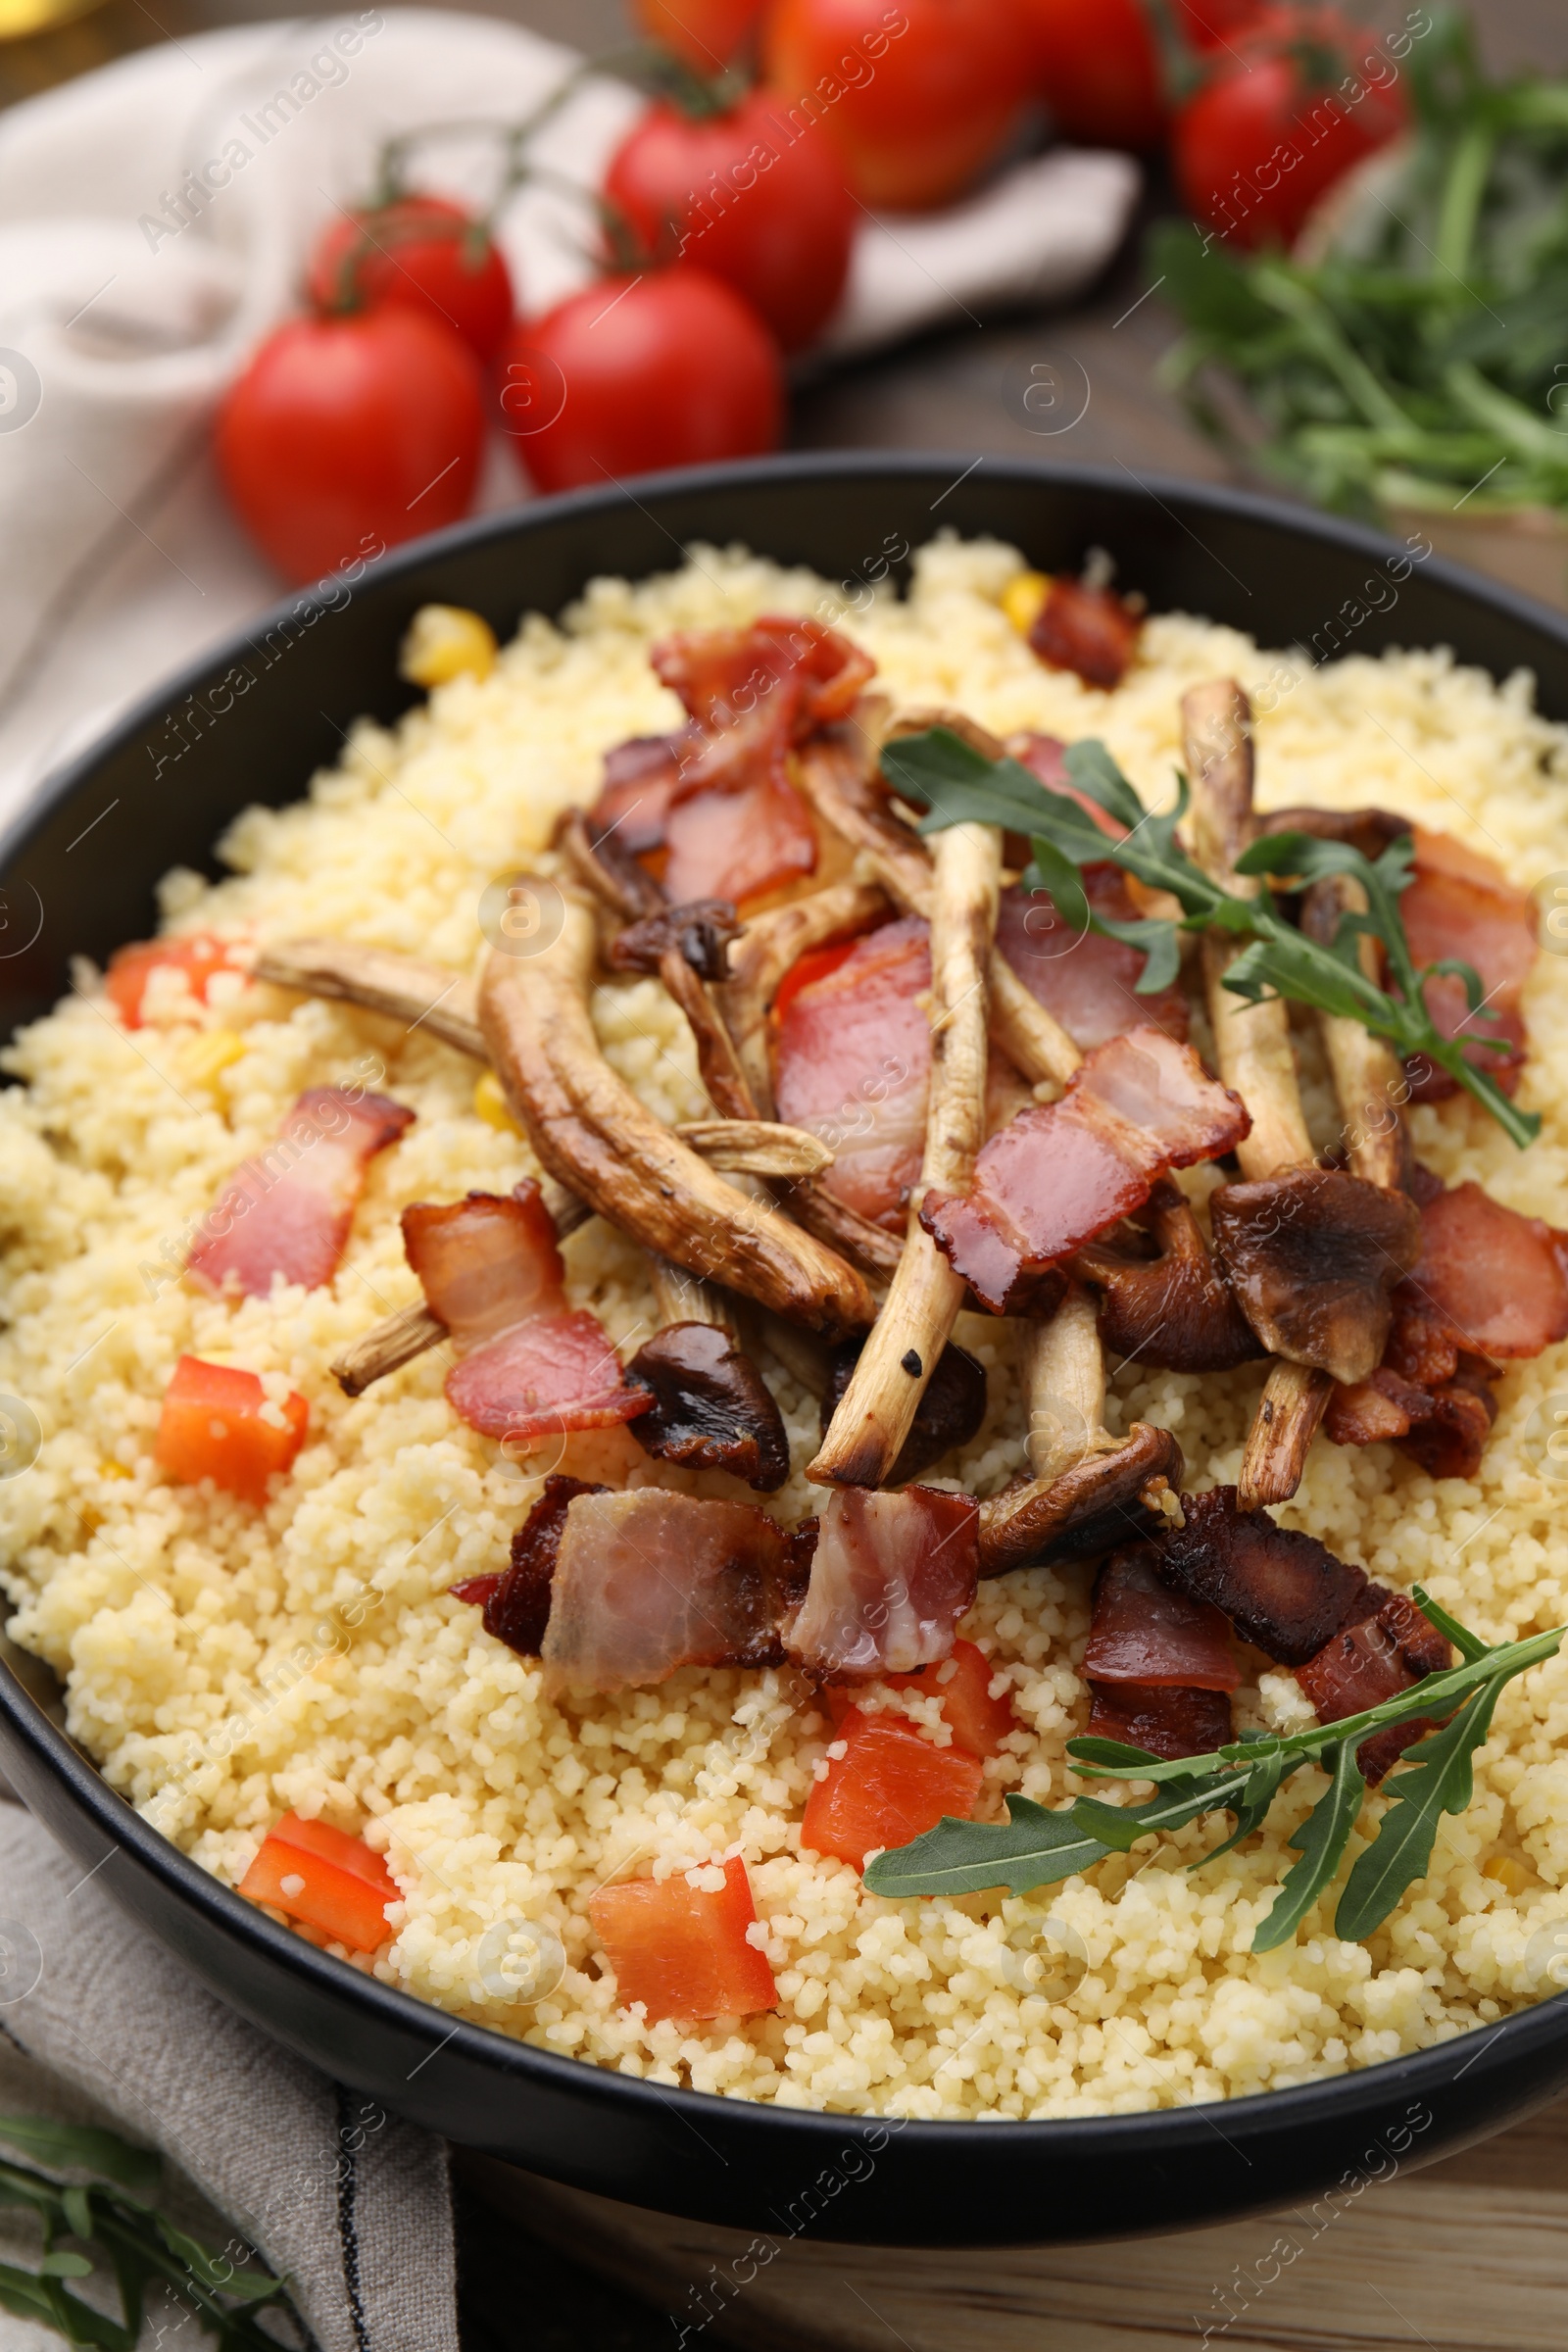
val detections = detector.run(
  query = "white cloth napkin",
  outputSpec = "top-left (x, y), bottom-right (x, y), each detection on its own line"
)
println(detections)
top-left (0, 7), bottom-right (1139, 833)
top-left (0, 1801), bottom-right (458, 2352)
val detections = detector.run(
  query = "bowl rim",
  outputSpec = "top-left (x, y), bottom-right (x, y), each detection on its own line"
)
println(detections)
top-left (5, 447), bottom-right (1568, 2156)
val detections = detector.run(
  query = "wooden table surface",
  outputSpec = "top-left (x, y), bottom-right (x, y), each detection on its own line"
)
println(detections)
top-left (4, 0), bottom-right (1568, 2342)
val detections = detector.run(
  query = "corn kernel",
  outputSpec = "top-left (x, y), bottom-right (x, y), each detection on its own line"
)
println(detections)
top-left (77, 1503), bottom-right (103, 1535)
top-left (1484, 1853), bottom-right (1533, 1894)
top-left (100, 1461), bottom-right (134, 1482)
top-left (179, 1027), bottom-right (246, 1089)
top-left (473, 1070), bottom-right (521, 1134)
top-left (1001, 569), bottom-right (1051, 636)
top-left (401, 604), bottom-right (497, 688)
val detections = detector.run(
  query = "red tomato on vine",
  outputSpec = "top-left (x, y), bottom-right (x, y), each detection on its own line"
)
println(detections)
top-left (1020, 0), bottom-right (1167, 150)
top-left (631, 0), bottom-right (765, 70)
top-left (217, 308), bottom-right (484, 584)
top-left (306, 194), bottom-right (514, 365)
top-left (498, 269), bottom-right (782, 494)
top-left (1173, 6), bottom-right (1408, 250)
top-left (604, 88), bottom-right (856, 351)
top-left (763, 0), bottom-right (1031, 213)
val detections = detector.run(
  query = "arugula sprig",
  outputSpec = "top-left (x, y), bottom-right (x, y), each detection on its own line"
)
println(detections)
top-left (863, 1595), bottom-right (1562, 1948)
top-left (882, 725), bottom-right (1539, 1148)
top-left (0, 2114), bottom-right (289, 2350)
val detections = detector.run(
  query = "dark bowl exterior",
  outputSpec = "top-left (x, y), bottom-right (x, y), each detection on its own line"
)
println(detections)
top-left (4, 453), bottom-right (1568, 2246)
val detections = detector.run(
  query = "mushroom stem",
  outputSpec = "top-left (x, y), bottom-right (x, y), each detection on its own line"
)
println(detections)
top-left (555, 808), bottom-right (663, 920)
top-left (1023, 1284), bottom-right (1108, 1484)
top-left (480, 886), bottom-right (874, 1338)
top-left (1181, 680), bottom-right (1330, 1507)
top-left (795, 729), bottom-right (1081, 1091)
top-left (808, 822), bottom-right (1000, 1484)
top-left (648, 1257), bottom-right (733, 1331)
top-left (656, 944), bottom-right (758, 1122)
top-left (254, 941), bottom-right (484, 1058)
top-left (719, 876), bottom-right (890, 1114)
top-left (675, 1120), bottom-right (833, 1178)
top-left (1302, 873), bottom-right (1407, 1190)
top-left (331, 1301), bottom-right (451, 1397)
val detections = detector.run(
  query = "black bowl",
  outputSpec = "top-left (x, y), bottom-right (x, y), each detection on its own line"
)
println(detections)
top-left (4, 454), bottom-right (1567, 2246)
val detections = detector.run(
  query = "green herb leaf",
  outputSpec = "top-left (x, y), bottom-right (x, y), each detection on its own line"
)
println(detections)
top-left (38, 2252), bottom-right (94, 2278)
top-left (1409, 1583), bottom-right (1490, 1665)
top-left (863, 1794), bottom-right (1118, 1899)
top-left (1252, 1740), bottom-right (1367, 1952)
top-left (0, 2119), bottom-right (159, 2198)
top-left (1195, 1743), bottom-right (1305, 1867)
top-left (1335, 1682), bottom-right (1508, 1940)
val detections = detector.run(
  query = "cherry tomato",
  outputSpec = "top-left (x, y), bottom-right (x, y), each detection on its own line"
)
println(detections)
top-left (763, 0), bottom-right (1030, 212)
top-left (217, 308), bottom-right (484, 585)
top-left (1173, 5), bottom-right (1408, 251)
top-left (499, 269), bottom-right (782, 495)
top-left (604, 89), bottom-right (855, 352)
top-left (1021, 0), bottom-right (1166, 149)
top-left (631, 0), bottom-right (765, 69)
top-left (306, 193), bottom-right (514, 365)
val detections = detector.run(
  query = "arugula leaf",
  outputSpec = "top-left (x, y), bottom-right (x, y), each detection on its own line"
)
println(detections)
top-left (1195, 1741), bottom-right (1305, 1867)
top-left (892, 724), bottom-right (1541, 1147)
top-left (1252, 1740), bottom-right (1367, 1953)
top-left (863, 1795), bottom-right (1117, 1899)
top-left (1335, 1683), bottom-right (1507, 1941)
top-left (1409, 1583), bottom-right (1491, 1666)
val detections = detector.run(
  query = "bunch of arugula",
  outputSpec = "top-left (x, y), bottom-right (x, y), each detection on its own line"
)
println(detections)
top-left (0, 2114), bottom-right (290, 2350)
top-left (864, 1592), bottom-right (1561, 1947)
top-left (1151, 10), bottom-right (1568, 524)
top-left (882, 723), bottom-right (1538, 1149)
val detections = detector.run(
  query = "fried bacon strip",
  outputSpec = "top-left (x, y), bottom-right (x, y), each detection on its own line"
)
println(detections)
top-left (1155, 1485), bottom-right (1370, 1666)
top-left (1083, 1544), bottom-right (1237, 1763)
top-left (920, 1027), bottom-right (1250, 1317)
top-left (1296, 1585), bottom-right (1453, 1785)
top-left (794, 726), bottom-right (1082, 1091)
top-left (480, 886), bottom-right (873, 1339)
top-left (783, 1486), bottom-right (980, 1680)
top-left (1400, 828), bottom-right (1537, 1102)
top-left (810, 822), bottom-right (1000, 1484)
top-left (402, 1185), bottom-right (647, 1442)
top-left (540, 1489), bottom-right (803, 1695)
top-left (450, 1472), bottom-right (604, 1657)
top-left (719, 876), bottom-right (891, 1114)
top-left (977, 1285), bottom-right (1183, 1575)
top-left (186, 1087), bottom-right (414, 1299)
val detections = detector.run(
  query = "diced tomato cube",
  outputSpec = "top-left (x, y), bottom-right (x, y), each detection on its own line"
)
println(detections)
top-left (238, 1824), bottom-right (395, 1953)
top-left (769, 934), bottom-right (863, 1027)
top-left (155, 1355), bottom-right (308, 1506)
top-left (589, 1855), bottom-right (777, 2022)
top-left (270, 1812), bottom-right (396, 1894)
top-left (106, 933), bottom-right (242, 1027)
top-left (819, 1640), bottom-right (1017, 1759)
top-left (803, 1710), bottom-right (985, 1871)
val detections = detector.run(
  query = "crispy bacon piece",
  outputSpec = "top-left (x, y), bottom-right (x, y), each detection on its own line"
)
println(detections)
top-left (1026, 575), bottom-right (1143, 690)
top-left (1085, 1682), bottom-right (1233, 1762)
top-left (920, 1028), bottom-right (1251, 1315)
top-left (1395, 1179), bottom-right (1568, 1364)
top-left (1156, 1486), bottom-right (1370, 1667)
top-left (1400, 828), bottom-right (1537, 1102)
top-left (1071, 1179), bottom-right (1262, 1373)
top-left (626, 1324), bottom-right (791, 1491)
top-left (451, 1473), bottom-right (606, 1656)
top-left (820, 1338), bottom-right (986, 1485)
top-left (186, 1088), bottom-right (414, 1299)
top-left (996, 868), bottom-right (1189, 1053)
top-left (783, 1485), bottom-right (980, 1680)
top-left (402, 1185), bottom-right (646, 1442)
top-left (1011, 733), bottom-right (1128, 839)
top-left (1297, 1586), bottom-right (1452, 1786)
top-left (1084, 1545), bottom-right (1240, 1690)
top-left (540, 1489), bottom-right (797, 1695)
top-left (588, 617), bottom-right (874, 909)
top-left (1208, 1164), bottom-right (1422, 1387)
top-left (1325, 1356), bottom-right (1497, 1481)
top-left (772, 915), bottom-right (932, 1232)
